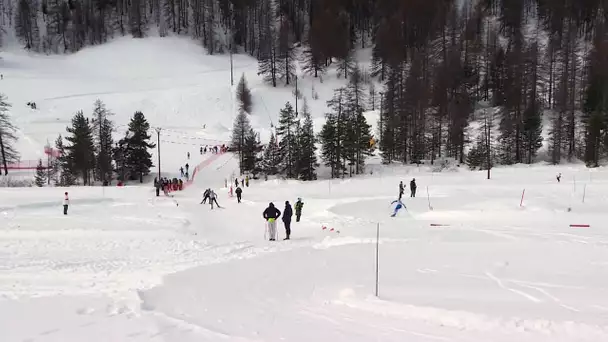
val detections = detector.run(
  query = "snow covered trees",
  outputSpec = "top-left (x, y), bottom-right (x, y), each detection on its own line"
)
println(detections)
top-left (236, 74), bottom-right (253, 114)
top-left (276, 102), bottom-right (299, 178)
top-left (0, 94), bottom-right (20, 176)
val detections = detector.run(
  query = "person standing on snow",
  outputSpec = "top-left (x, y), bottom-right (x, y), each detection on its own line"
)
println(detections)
top-left (235, 178), bottom-right (239, 187)
top-left (63, 192), bottom-right (70, 215)
top-left (410, 178), bottom-right (417, 198)
top-left (187, 152), bottom-right (190, 159)
top-left (556, 173), bottom-right (562, 183)
top-left (263, 203), bottom-right (281, 241)
top-left (200, 146), bottom-right (203, 155)
top-left (282, 201), bottom-right (293, 240)
top-left (180, 167), bottom-right (184, 177)
top-left (209, 189), bottom-right (221, 209)
top-left (235, 186), bottom-right (243, 203)
top-left (295, 198), bottom-right (303, 222)
top-left (399, 181), bottom-right (404, 200)
top-left (245, 175), bottom-right (249, 187)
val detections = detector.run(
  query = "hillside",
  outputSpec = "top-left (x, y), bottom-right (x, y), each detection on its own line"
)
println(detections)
top-left (1, 36), bottom-right (373, 174)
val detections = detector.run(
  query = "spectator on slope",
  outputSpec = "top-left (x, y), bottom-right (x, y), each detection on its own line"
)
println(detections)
top-left (241, 179), bottom-right (244, 187)
top-left (263, 203), bottom-right (281, 241)
top-left (209, 189), bottom-right (221, 209)
top-left (282, 201), bottom-right (293, 240)
top-left (245, 175), bottom-right (250, 187)
top-left (399, 181), bottom-right (404, 200)
top-left (235, 186), bottom-right (243, 203)
top-left (180, 167), bottom-right (184, 177)
top-left (178, 179), bottom-right (183, 190)
top-left (235, 178), bottom-right (239, 187)
top-left (63, 192), bottom-right (70, 215)
top-left (185, 163), bottom-right (189, 174)
top-left (410, 178), bottom-right (417, 198)
top-left (200, 146), bottom-right (203, 155)
top-left (200, 188), bottom-right (210, 204)
top-left (557, 173), bottom-right (562, 183)
top-left (295, 198), bottom-right (303, 222)
top-left (187, 152), bottom-right (190, 159)
top-left (155, 179), bottom-right (161, 197)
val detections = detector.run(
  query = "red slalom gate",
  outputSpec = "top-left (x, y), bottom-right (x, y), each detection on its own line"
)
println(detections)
top-left (569, 224), bottom-right (590, 228)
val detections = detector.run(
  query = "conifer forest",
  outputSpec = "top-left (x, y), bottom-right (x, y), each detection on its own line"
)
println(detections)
top-left (3, 0), bottom-right (608, 181)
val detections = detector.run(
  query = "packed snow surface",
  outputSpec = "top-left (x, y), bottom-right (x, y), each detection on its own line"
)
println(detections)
top-left (2, 38), bottom-right (608, 342)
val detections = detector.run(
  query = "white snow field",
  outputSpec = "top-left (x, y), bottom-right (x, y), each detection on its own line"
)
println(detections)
top-left (2, 38), bottom-right (608, 342)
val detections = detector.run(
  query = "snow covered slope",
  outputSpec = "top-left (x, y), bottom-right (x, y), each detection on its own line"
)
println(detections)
top-left (0, 36), bottom-right (352, 166)
top-left (2, 37), bottom-right (608, 342)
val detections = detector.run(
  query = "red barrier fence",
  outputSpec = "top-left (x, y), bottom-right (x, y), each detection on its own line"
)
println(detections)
top-left (6, 160), bottom-right (50, 170)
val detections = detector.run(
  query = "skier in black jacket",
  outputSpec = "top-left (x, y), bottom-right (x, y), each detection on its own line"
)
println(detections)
top-left (263, 203), bottom-right (281, 241)
top-left (282, 201), bottom-right (293, 240)
top-left (235, 186), bottom-right (243, 203)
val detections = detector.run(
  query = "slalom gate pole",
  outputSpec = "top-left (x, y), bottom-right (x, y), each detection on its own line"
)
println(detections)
top-left (582, 184), bottom-right (587, 203)
top-left (375, 222), bottom-right (380, 297)
top-left (570, 224), bottom-right (590, 228)
top-left (426, 186), bottom-right (432, 210)
top-left (520, 189), bottom-right (525, 207)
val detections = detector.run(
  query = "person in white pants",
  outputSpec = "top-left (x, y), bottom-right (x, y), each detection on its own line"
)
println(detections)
top-left (63, 192), bottom-right (69, 215)
top-left (262, 203), bottom-right (281, 241)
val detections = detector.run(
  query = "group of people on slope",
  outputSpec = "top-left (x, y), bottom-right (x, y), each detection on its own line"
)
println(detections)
top-left (392, 178), bottom-right (418, 217)
top-left (399, 178), bottom-right (417, 200)
top-left (262, 198), bottom-right (304, 241)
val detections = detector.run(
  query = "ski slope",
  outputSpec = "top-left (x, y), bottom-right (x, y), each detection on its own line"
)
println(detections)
top-left (2, 37), bottom-right (608, 342)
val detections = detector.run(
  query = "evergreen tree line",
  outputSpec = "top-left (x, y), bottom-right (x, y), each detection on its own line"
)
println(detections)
top-left (6, 0), bottom-right (608, 167)
top-left (232, 70), bottom-right (375, 180)
top-left (231, 98), bottom-right (320, 181)
top-left (35, 99), bottom-right (155, 186)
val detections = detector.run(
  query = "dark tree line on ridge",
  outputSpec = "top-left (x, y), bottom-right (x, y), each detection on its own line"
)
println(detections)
top-left (5, 0), bottom-right (608, 167)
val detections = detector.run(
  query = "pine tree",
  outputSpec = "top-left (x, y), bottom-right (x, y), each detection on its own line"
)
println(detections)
top-left (125, 111), bottom-right (155, 182)
top-left (34, 159), bottom-right (46, 187)
top-left (91, 100), bottom-right (114, 184)
top-left (319, 113), bottom-right (340, 177)
top-left (257, 0), bottom-right (278, 87)
top-left (242, 128), bottom-right (262, 175)
top-left (52, 134), bottom-right (70, 185)
top-left (236, 74), bottom-right (253, 114)
top-left (276, 102), bottom-right (298, 178)
top-left (261, 133), bottom-right (281, 176)
top-left (521, 102), bottom-right (543, 164)
top-left (113, 132), bottom-right (131, 182)
top-left (231, 109), bottom-right (253, 174)
top-left (297, 98), bottom-right (318, 180)
top-left (15, 0), bottom-right (40, 50)
top-left (276, 19), bottom-right (296, 85)
top-left (0, 94), bottom-right (20, 176)
top-left (65, 111), bottom-right (95, 185)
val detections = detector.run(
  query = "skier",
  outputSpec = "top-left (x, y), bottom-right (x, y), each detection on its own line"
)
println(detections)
top-left (557, 173), bottom-right (562, 183)
top-left (235, 186), bottom-right (243, 203)
top-left (200, 188), bottom-right (210, 204)
top-left (185, 163), bottom-right (189, 174)
top-left (263, 203), bottom-right (281, 241)
top-left (235, 178), bottom-right (239, 187)
top-left (200, 146), bottom-right (203, 155)
top-left (282, 201), bottom-right (293, 240)
top-left (390, 199), bottom-right (406, 217)
top-left (295, 198), bottom-right (303, 222)
top-left (209, 189), bottom-right (221, 209)
top-left (180, 167), bottom-right (184, 177)
top-left (245, 175), bottom-right (249, 187)
top-left (410, 178), bottom-right (417, 198)
top-left (399, 181), bottom-right (404, 200)
top-left (63, 192), bottom-right (70, 215)
top-left (187, 152), bottom-right (190, 159)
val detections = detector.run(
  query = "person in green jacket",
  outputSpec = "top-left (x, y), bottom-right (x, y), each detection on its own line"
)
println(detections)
top-left (295, 198), bottom-right (303, 222)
